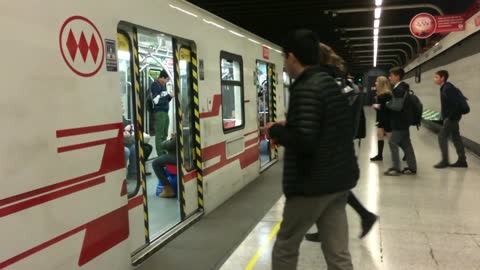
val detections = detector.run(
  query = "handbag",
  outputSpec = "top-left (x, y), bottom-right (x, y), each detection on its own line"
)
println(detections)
top-left (386, 91), bottom-right (408, 112)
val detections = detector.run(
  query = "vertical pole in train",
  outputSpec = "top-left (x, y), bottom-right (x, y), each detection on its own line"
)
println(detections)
top-left (190, 47), bottom-right (204, 211)
top-left (173, 40), bottom-right (187, 219)
top-left (133, 26), bottom-right (150, 243)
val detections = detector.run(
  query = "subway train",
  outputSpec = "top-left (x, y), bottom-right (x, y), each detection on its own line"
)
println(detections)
top-left (0, 0), bottom-right (289, 269)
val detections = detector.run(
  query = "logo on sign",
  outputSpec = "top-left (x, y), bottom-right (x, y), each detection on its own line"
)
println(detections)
top-left (410, 13), bottom-right (437, 39)
top-left (263, 46), bottom-right (270, 60)
top-left (59, 16), bottom-right (105, 77)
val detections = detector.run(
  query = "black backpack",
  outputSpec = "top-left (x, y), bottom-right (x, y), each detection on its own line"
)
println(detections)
top-left (339, 78), bottom-right (366, 141)
top-left (404, 89), bottom-right (423, 129)
top-left (455, 87), bottom-right (470, 115)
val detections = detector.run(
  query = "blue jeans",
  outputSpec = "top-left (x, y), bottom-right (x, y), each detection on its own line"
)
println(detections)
top-left (125, 144), bottom-right (137, 176)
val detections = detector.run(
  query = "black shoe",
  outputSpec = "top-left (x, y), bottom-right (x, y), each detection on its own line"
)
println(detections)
top-left (450, 160), bottom-right (468, 168)
top-left (360, 213), bottom-right (378, 238)
top-left (305, 232), bottom-right (321, 242)
top-left (401, 168), bottom-right (417, 175)
top-left (434, 161), bottom-right (449, 169)
top-left (370, 155), bottom-right (383, 161)
top-left (146, 171), bottom-right (152, 176)
top-left (384, 168), bottom-right (401, 176)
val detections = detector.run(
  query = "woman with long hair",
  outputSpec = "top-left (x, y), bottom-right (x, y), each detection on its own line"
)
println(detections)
top-left (370, 76), bottom-right (393, 161)
top-left (304, 43), bottom-right (378, 243)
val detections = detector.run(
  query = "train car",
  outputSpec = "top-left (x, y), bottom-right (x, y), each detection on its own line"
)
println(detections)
top-left (0, 0), bottom-right (288, 269)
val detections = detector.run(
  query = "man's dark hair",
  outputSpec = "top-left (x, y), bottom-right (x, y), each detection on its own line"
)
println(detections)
top-left (282, 29), bottom-right (320, 66)
top-left (389, 67), bottom-right (405, 80)
top-left (436, 70), bottom-right (449, 81)
top-left (159, 70), bottom-right (169, 79)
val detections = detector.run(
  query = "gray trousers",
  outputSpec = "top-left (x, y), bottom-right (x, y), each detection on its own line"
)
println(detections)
top-left (272, 191), bottom-right (353, 270)
top-left (439, 119), bottom-right (466, 162)
top-left (389, 130), bottom-right (417, 171)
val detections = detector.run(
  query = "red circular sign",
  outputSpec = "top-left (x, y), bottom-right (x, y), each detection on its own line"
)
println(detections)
top-left (59, 16), bottom-right (105, 77)
top-left (410, 13), bottom-right (437, 39)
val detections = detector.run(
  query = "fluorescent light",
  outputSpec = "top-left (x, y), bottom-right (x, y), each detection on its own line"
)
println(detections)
top-left (374, 28), bottom-right (379, 36)
top-left (274, 49), bottom-right (282, 54)
top-left (203, 19), bottom-right (225, 29)
top-left (169, 5), bottom-right (198, 18)
top-left (374, 19), bottom-right (380, 28)
top-left (248, 38), bottom-right (260, 44)
top-left (373, 35), bottom-right (379, 41)
top-left (263, 45), bottom-right (273, 49)
top-left (435, 42), bottom-right (440, 46)
top-left (375, 0), bottom-right (383, 6)
top-left (375, 7), bottom-right (382, 19)
top-left (229, 30), bottom-right (245, 37)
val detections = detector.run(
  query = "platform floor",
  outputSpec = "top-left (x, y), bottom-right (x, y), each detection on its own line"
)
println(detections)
top-left (139, 108), bottom-right (480, 270)
top-left (220, 109), bottom-right (480, 270)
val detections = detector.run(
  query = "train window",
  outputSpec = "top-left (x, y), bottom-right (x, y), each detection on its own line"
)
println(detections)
top-left (117, 31), bottom-right (140, 198)
top-left (220, 51), bottom-right (244, 132)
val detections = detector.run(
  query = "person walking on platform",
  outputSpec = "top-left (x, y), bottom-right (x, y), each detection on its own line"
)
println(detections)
top-left (151, 70), bottom-right (173, 155)
top-left (370, 76), bottom-right (392, 161)
top-left (304, 43), bottom-right (377, 243)
top-left (384, 67), bottom-right (417, 176)
top-left (433, 70), bottom-right (468, 168)
top-left (268, 29), bottom-right (358, 270)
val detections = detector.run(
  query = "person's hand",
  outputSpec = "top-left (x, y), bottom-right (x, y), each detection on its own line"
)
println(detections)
top-left (124, 125), bottom-right (132, 132)
top-left (124, 131), bottom-right (131, 137)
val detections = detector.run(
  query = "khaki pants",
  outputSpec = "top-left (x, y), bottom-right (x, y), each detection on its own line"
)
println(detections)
top-left (272, 191), bottom-right (353, 270)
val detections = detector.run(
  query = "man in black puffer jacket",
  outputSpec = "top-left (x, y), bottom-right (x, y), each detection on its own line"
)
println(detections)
top-left (268, 29), bottom-right (358, 270)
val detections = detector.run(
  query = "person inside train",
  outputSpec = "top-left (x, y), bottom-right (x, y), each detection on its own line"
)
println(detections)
top-left (123, 115), bottom-right (137, 179)
top-left (267, 29), bottom-right (358, 270)
top-left (151, 70), bottom-right (173, 155)
top-left (370, 76), bottom-right (393, 161)
top-left (304, 43), bottom-right (377, 243)
top-left (152, 133), bottom-right (177, 198)
top-left (384, 67), bottom-right (418, 176)
top-left (434, 70), bottom-right (468, 169)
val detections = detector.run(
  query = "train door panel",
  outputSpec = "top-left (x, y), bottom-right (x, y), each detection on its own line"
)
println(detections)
top-left (256, 61), bottom-right (278, 169)
top-left (117, 23), bottom-right (202, 260)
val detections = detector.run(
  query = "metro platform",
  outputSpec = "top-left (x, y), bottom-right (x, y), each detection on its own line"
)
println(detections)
top-left (138, 109), bottom-right (480, 270)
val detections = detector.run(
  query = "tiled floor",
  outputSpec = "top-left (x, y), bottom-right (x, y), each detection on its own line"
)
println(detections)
top-left (220, 108), bottom-right (480, 270)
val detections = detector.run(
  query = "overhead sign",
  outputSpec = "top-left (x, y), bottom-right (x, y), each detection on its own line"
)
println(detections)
top-left (410, 13), bottom-right (437, 38)
top-left (59, 16), bottom-right (105, 77)
top-left (410, 13), bottom-right (466, 39)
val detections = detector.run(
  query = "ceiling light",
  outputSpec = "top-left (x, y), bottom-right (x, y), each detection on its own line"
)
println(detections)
top-left (375, 8), bottom-right (382, 19)
top-left (374, 19), bottom-right (380, 28)
top-left (374, 28), bottom-right (379, 36)
top-left (248, 38), bottom-right (260, 44)
top-left (375, 0), bottom-right (383, 6)
top-left (373, 35), bottom-right (379, 42)
top-left (169, 5), bottom-right (198, 18)
top-left (203, 19), bottom-right (225, 29)
top-left (229, 30), bottom-right (245, 38)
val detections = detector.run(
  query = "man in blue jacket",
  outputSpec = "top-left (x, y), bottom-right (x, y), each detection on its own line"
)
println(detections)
top-left (434, 70), bottom-right (467, 168)
top-left (151, 70), bottom-right (173, 155)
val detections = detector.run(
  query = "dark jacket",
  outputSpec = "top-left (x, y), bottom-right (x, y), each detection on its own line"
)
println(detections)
top-left (389, 82), bottom-right (411, 131)
top-left (440, 82), bottom-right (462, 121)
top-left (375, 93), bottom-right (392, 131)
top-left (151, 81), bottom-right (172, 113)
top-left (269, 66), bottom-right (359, 198)
top-left (161, 137), bottom-right (177, 157)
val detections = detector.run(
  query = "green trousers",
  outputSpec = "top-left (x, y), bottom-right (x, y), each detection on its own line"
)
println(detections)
top-left (155, 111), bottom-right (169, 155)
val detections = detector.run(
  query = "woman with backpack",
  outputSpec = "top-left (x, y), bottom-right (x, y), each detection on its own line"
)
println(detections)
top-left (370, 76), bottom-right (393, 161)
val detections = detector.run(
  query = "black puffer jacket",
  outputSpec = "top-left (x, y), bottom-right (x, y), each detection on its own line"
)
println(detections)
top-left (269, 66), bottom-right (359, 198)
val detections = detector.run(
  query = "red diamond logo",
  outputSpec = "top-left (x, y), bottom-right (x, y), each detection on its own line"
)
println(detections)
top-left (78, 31), bottom-right (89, 62)
top-left (89, 34), bottom-right (99, 64)
top-left (66, 29), bottom-right (78, 61)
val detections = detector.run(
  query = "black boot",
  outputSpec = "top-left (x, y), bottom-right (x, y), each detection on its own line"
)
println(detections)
top-left (370, 140), bottom-right (384, 161)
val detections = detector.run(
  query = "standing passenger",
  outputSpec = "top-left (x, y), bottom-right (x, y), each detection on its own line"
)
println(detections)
top-left (268, 29), bottom-right (358, 270)
top-left (384, 67), bottom-right (417, 176)
top-left (433, 70), bottom-right (468, 168)
top-left (151, 70), bottom-right (173, 155)
top-left (370, 76), bottom-right (392, 161)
